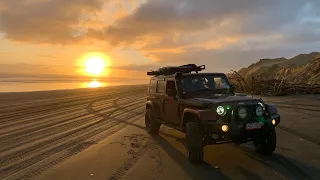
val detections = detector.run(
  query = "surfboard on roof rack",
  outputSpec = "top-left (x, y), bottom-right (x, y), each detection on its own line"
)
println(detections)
top-left (147, 64), bottom-right (205, 76)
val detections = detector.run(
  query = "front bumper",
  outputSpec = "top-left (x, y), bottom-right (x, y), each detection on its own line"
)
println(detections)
top-left (202, 114), bottom-right (280, 144)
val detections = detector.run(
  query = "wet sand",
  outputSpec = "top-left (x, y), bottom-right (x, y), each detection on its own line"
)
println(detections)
top-left (0, 85), bottom-right (319, 180)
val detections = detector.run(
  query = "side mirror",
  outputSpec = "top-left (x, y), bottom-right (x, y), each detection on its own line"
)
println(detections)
top-left (230, 84), bottom-right (236, 94)
top-left (167, 89), bottom-right (176, 97)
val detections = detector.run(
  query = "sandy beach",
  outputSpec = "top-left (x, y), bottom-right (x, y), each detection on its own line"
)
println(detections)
top-left (0, 85), bottom-right (319, 180)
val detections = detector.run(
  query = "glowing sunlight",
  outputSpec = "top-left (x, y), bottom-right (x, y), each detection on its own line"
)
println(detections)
top-left (79, 52), bottom-right (112, 77)
top-left (85, 56), bottom-right (106, 75)
top-left (88, 79), bottom-right (101, 88)
top-left (85, 79), bottom-right (108, 88)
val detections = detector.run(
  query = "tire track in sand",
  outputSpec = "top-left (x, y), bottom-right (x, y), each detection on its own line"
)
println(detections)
top-left (0, 90), bottom-right (147, 180)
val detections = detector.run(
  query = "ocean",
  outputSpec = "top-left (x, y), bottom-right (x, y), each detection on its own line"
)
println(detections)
top-left (0, 77), bottom-right (148, 92)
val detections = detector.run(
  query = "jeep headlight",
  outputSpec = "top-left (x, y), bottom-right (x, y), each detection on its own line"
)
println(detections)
top-left (256, 106), bottom-right (263, 116)
top-left (216, 106), bottom-right (226, 116)
top-left (238, 107), bottom-right (247, 119)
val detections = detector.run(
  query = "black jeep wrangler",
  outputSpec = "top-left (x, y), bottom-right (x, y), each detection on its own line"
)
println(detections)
top-left (145, 64), bottom-right (281, 163)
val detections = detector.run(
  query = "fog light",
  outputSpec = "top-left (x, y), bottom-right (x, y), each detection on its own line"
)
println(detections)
top-left (272, 119), bottom-right (276, 125)
top-left (221, 125), bottom-right (229, 132)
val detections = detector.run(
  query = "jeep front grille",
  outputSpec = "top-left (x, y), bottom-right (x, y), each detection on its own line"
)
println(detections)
top-left (220, 104), bottom-right (260, 124)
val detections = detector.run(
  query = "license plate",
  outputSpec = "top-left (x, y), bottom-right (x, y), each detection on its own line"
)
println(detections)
top-left (246, 122), bottom-right (261, 130)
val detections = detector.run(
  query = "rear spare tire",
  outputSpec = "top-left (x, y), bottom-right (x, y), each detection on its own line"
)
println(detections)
top-left (186, 121), bottom-right (204, 164)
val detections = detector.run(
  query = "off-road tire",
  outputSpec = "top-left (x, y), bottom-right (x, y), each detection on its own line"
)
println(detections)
top-left (145, 108), bottom-right (161, 135)
top-left (186, 122), bottom-right (204, 164)
top-left (254, 130), bottom-right (277, 155)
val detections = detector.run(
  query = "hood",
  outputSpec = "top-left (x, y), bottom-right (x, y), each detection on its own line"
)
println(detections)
top-left (187, 95), bottom-right (261, 105)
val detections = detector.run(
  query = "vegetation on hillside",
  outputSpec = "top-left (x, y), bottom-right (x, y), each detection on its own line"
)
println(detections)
top-left (228, 52), bottom-right (320, 96)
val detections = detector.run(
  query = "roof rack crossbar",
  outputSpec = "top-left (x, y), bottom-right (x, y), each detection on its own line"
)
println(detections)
top-left (147, 64), bottom-right (205, 76)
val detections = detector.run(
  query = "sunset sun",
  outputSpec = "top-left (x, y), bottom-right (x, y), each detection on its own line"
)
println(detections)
top-left (85, 56), bottom-right (106, 75)
top-left (80, 52), bottom-right (111, 76)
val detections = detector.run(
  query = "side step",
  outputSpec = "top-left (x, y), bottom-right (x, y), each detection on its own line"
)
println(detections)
top-left (157, 119), bottom-right (184, 132)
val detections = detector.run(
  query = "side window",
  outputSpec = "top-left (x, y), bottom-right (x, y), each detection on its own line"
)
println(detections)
top-left (166, 81), bottom-right (176, 92)
top-left (156, 80), bottom-right (165, 93)
top-left (149, 80), bottom-right (157, 93)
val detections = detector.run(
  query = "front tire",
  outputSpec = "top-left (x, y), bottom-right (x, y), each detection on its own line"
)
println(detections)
top-left (145, 108), bottom-right (161, 135)
top-left (186, 122), bottom-right (204, 164)
top-left (254, 130), bottom-right (277, 155)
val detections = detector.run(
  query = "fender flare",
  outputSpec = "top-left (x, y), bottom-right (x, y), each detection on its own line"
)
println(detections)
top-left (146, 100), bottom-right (155, 111)
top-left (181, 108), bottom-right (219, 127)
top-left (265, 103), bottom-right (278, 114)
top-left (146, 100), bottom-right (160, 119)
top-left (181, 108), bottom-right (201, 127)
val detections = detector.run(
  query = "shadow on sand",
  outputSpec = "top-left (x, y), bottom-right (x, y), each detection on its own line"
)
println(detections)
top-left (238, 144), bottom-right (319, 180)
top-left (86, 101), bottom-right (319, 180)
top-left (151, 135), bottom-right (232, 180)
top-left (139, 123), bottom-right (319, 180)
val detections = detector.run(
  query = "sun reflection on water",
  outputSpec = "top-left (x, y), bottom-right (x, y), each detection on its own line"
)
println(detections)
top-left (86, 79), bottom-right (108, 88)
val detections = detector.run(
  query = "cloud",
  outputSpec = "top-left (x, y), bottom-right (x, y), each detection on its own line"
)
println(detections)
top-left (113, 63), bottom-right (169, 72)
top-left (0, 0), bottom-right (320, 71)
top-left (0, 52), bottom-right (12, 55)
top-left (38, 55), bottom-right (60, 59)
top-left (0, 0), bottom-right (105, 44)
top-left (103, 0), bottom-right (305, 45)
top-left (98, 0), bottom-right (320, 69)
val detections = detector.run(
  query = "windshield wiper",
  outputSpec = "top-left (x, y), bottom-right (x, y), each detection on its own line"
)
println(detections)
top-left (184, 88), bottom-right (212, 93)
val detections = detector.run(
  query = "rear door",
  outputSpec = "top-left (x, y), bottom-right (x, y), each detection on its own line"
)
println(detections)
top-left (155, 79), bottom-right (166, 120)
top-left (148, 79), bottom-right (161, 118)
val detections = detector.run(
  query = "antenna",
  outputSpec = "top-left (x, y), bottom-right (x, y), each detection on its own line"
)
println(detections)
top-left (147, 64), bottom-right (205, 76)
top-left (252, 76), bottom-right (254, 99)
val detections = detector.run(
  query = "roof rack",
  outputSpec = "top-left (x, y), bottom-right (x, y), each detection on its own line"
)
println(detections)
top-left (147, 64), bottom-right (205, 76)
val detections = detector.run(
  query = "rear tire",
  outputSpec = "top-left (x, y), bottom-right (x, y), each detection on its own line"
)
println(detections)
top-left (145, 108), bottom-right (161, 135)
top-left (254, 130), bottom-right (277, 155)
top-left (186, 122), bottom-right (204, 164)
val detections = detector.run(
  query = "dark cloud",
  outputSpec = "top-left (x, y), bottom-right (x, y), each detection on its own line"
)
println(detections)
top-left (0, 0), bottom-right (104, 44)
top-left (104, 0), bottom-right (310, 45)
top-left (146, 43), bottom-right (320, 73)
top-left (1, 0), bottom-right (319, 46)
top-left (102, 0), bottom-right (320, 70)
top-left (0, 0), bottom-right (319, 71)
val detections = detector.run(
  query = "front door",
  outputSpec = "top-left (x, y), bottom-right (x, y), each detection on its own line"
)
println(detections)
top-left (164, 80), bottom-right (181, 125)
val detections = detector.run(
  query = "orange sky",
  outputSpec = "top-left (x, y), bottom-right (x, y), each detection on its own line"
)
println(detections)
top-left (0, 0), bottom-right (319, 79)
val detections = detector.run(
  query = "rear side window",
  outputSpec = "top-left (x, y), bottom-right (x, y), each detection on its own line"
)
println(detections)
top-left (156, 80), bottom-right (165, 93)
top-left (149, 80), bottom-right (157, 93)
top-left (166, 81), bottom-right (176, 92)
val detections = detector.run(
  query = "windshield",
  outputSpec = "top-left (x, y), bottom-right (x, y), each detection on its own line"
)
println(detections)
top-left (179, 74), bottom-right (230, 92)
